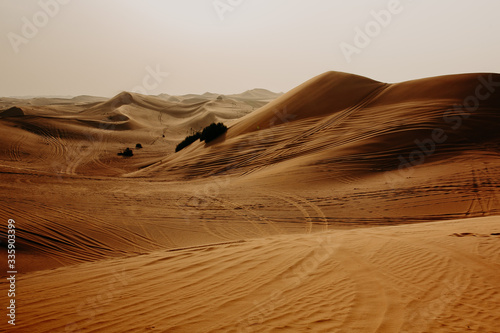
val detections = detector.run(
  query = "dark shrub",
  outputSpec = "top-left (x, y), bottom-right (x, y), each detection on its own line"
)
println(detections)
top-left (118, 148), bottom-right (133, 157)
top-left (175, 122), bottom-right (227, 152)
top-left (200, 122), bottom-right (227, 143)
top-left (135, 143), bottom-right (143, 149)
top-left (175, 132), bottom-right (201, 152)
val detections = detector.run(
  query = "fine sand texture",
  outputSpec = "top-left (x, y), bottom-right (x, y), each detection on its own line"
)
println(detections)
top-left (8, 216), bottom-right (500, 332)
top-left (0, 72), bottom-right (499, 332)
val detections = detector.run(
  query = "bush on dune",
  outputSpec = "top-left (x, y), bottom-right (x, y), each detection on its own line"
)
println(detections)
top-left (175, 132), bottom-right (201, 152)
top-left (175, 122), bottom-right (228, 152)
top-left (200, 122), bottom-right (228, 143)
top-left (117, 147), bottom-right (134, 157)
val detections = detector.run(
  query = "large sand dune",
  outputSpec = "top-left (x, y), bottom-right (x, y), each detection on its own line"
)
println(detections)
top-left (0, 72), bottom-right (499, 332)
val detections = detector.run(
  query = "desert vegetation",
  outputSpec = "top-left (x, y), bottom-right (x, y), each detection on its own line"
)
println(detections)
top-left (117, 147), bottom-right (134, 157)
top-left (175, 122), bottom-right (227, 152)
top-left (200, 122), bottom-right (228, 143)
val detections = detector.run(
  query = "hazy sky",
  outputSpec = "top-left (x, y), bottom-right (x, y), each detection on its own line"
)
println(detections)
top-left (1, 0), bottom-right (500, 97)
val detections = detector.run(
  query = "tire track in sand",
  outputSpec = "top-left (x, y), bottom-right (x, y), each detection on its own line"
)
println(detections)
top-left (263, 190), bottom-right (329, 233)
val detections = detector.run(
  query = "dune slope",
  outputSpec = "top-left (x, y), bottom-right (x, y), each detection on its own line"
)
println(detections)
top-left (6, 216), bottom-right (500, 332)
top-left (144, 72), bottom-right (500, 180)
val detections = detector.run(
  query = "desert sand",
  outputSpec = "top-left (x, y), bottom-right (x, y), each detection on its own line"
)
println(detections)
top-left (0, 71), bottom-right (499, 332)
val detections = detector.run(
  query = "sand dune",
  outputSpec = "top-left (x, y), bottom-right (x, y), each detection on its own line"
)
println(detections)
top-left (0, 107), bottom-right (24, 118)
top-left (0, 89), bottom-right (273, 178)
top-left (5, 216), bottom-right (500, 332)
top-left (0, 72), bottom-right (499, 332)
top-left (149, 72), bottom-right (500, 179)
top-left (134, 72), bottom-right (500, 222)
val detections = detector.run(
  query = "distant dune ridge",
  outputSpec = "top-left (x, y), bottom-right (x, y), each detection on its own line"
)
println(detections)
top-left (1, 72), bottom-right (500, 332)
top-left (0, 106), bottom-right (24, 118)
